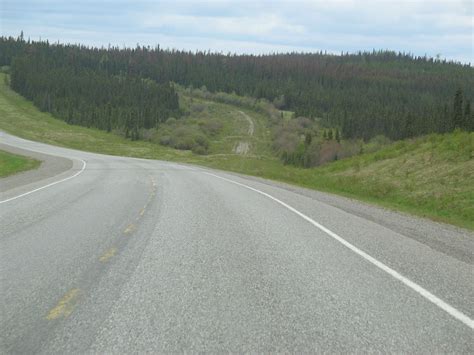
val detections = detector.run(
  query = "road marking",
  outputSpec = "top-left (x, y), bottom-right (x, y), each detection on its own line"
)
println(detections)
top-left (139, 208), bottom-right (145, 216)
top-left (203, 171), bottom-right (474, 330)
top-left (99, 247), bottom-right (117, 262)
top-left (46, 288), bottom-right (80, 320)
top-left (124, 223), bottom-right (136, 235)
top-left (151, 177), bottom-right (157, 192)
top-left (0, 159), bottom-right (87, 204)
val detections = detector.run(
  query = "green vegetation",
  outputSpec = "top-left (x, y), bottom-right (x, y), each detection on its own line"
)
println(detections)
top-left (0, 74), bottom-right (188, 160)
top-left (137, 93), bottom-right (272, 157)
top-left (0, 150), bottom-right (40, 177)
top-left (192, 132), bottom-right (473, 230)
top-left (9, 47), bottom-right (180, 136)
top-left (1, 36), bottom-right (472, 142)
top-left (1, 73), bottom-right (472, 229)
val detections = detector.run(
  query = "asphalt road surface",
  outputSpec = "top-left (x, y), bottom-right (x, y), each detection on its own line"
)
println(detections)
top-left (1, 131), bottom-right (473, 353)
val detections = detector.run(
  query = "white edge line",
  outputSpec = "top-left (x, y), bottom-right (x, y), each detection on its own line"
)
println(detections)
top-left (0, 159), bottom-right (87, 204)
top-left (203, 171), bottom-right (474, 330)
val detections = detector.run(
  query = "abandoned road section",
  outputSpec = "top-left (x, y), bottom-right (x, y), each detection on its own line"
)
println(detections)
top-left (1, 132), bottom-right (472, 353)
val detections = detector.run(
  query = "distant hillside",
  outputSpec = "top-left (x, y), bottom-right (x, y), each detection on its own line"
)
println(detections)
top-left (1, 36), bottom-right (472, 142)
top-left (1, 74), bottom-right (472, 229)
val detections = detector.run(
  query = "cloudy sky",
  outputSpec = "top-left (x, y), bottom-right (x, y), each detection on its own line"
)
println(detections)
top-left (1, 0), bottom-right (472, 63)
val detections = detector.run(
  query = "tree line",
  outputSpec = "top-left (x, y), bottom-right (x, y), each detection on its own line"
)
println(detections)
top-left (0, 35), bottom-right (472, 141)
top-left (2, 36), bottom-right (180, 138)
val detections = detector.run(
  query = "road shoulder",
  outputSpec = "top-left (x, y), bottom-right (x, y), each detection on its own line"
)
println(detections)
top-left (195, 165), bottom-right (474, 264)
top-left (0, 143), bottom-right (73, 193)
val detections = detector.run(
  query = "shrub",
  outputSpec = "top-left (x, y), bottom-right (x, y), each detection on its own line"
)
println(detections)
top-left (365, 134), bottom-right (391, 153)
top-left (190, 103), bottom-right (207, 113)
top-left (192, 145), bottom-right (208, 155)
top-left (338, 140), bottom-right (363, 160)
top-left (199, 118), bottom-right (223, 136)
top-left (166, 117), bottom-right (177, 125)
top-left (158, 135), bottom-right (172, 146)
top-left (139, 128), bottom-right (155, 141)
top-left (157, 125), bottom-right (210, 154)
top-left (319, 141), bottom-right (341, 165)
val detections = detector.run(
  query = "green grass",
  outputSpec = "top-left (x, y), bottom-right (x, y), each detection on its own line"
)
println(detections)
top-left (188, 132), bottom-right (473, 230)
top-left (175, 94), bottom-right (274, 157)
top-left (279, 110), bottom-right (294, 120)
top-left (1, 73), bottom-right (472, 229)
top-left (0, 150), bottom-right (41, 177)
top-left (0, 74), bottom-right (192, 161)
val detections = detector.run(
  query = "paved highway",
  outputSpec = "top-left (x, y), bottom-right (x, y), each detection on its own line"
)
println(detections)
top-left (1, 132), bottom-right (473, 353)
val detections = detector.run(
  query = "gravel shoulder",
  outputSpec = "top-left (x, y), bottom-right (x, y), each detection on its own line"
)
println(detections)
top-left (0, 143), bottom-right (73, 192)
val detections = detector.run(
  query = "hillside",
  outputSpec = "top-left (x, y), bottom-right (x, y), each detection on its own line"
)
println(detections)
top-left (1, 37), bottom-right (473, 143)
top-left (1, 73), bottom-right (472, 229)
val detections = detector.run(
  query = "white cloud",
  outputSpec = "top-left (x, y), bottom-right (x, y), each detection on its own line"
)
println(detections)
top-left (2, 0), bottom-right (472, 63)
top-left (141, 13), bottom-right (305, 37)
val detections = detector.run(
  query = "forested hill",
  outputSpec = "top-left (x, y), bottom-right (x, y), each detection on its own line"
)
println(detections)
top-left (0, 36), bottom-right (472, 141)
top-left (1, 37), bottom-right (181, 139)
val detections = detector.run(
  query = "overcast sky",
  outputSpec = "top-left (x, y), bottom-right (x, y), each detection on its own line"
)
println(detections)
top-left (1, 0), bottom-right (472, 63)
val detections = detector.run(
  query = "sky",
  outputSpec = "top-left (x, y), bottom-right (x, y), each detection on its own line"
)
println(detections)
top-left (1, 0), bottom-right (473, 63)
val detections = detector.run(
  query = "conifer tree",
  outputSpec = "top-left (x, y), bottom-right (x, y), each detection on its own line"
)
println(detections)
top-left (328, 129), bottom-right (333, 140)
top-left (1, 36), bottom-right (472, 141)
top-left (464, 100), bottom-right (472, 130)
top-left (453, 89), bottom-right (464, 129)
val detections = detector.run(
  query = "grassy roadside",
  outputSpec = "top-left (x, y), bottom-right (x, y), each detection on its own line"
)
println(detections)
top-left (0, 73), bottom-right (472, 230)
top-left (188, 133), bottom-right (473, 230)
top-left (0, 150), bottom-right (40, 177)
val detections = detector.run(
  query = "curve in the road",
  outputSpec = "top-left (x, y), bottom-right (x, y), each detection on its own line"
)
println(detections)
top-left (0, 158), bottom-right (86, 204)
top-left (1, 131), bottom-right (473, 353)
top-left (204, 171), bottom-right (474, 330)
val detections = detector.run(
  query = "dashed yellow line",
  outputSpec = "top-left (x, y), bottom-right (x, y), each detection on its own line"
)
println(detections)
top-left (126, 177), bottom-right (156, 231)
top-left (124, 223), bottom-right (136, 235)
top-left (151, 178), bottom-right (157, 193)
top-left (46, 288), bottom-right (80, 320)
top-left (99, 247), bottom-right (117, 262)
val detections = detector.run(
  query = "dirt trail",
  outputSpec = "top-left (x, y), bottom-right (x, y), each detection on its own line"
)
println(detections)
top-left (239, 110), bottom-right (254, 136)
top-left (233, 111), bottom-right (255, 155)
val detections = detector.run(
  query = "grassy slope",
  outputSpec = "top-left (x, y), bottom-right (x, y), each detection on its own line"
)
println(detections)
top-left (0, 150), bottom-right (40, 177)
top-left (0, 73), bottom-right (472, 229)
top-left (173, 94), bottom-right (273, 157)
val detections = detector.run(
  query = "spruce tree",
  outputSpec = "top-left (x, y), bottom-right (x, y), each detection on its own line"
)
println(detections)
top-left (2, 37), bottom-right (473, 142)
top-left (453, 89), bottom-right (463, 129)
top-left (464, 100), bottom-right (472, 130)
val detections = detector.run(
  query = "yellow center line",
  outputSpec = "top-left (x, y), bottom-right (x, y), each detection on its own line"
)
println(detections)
top-left (124, 223), bottom-right (136, 234)
top-left (46, 288), bottom-right (80, 320)
top-left (99, 247), bottom-right (117, 262)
